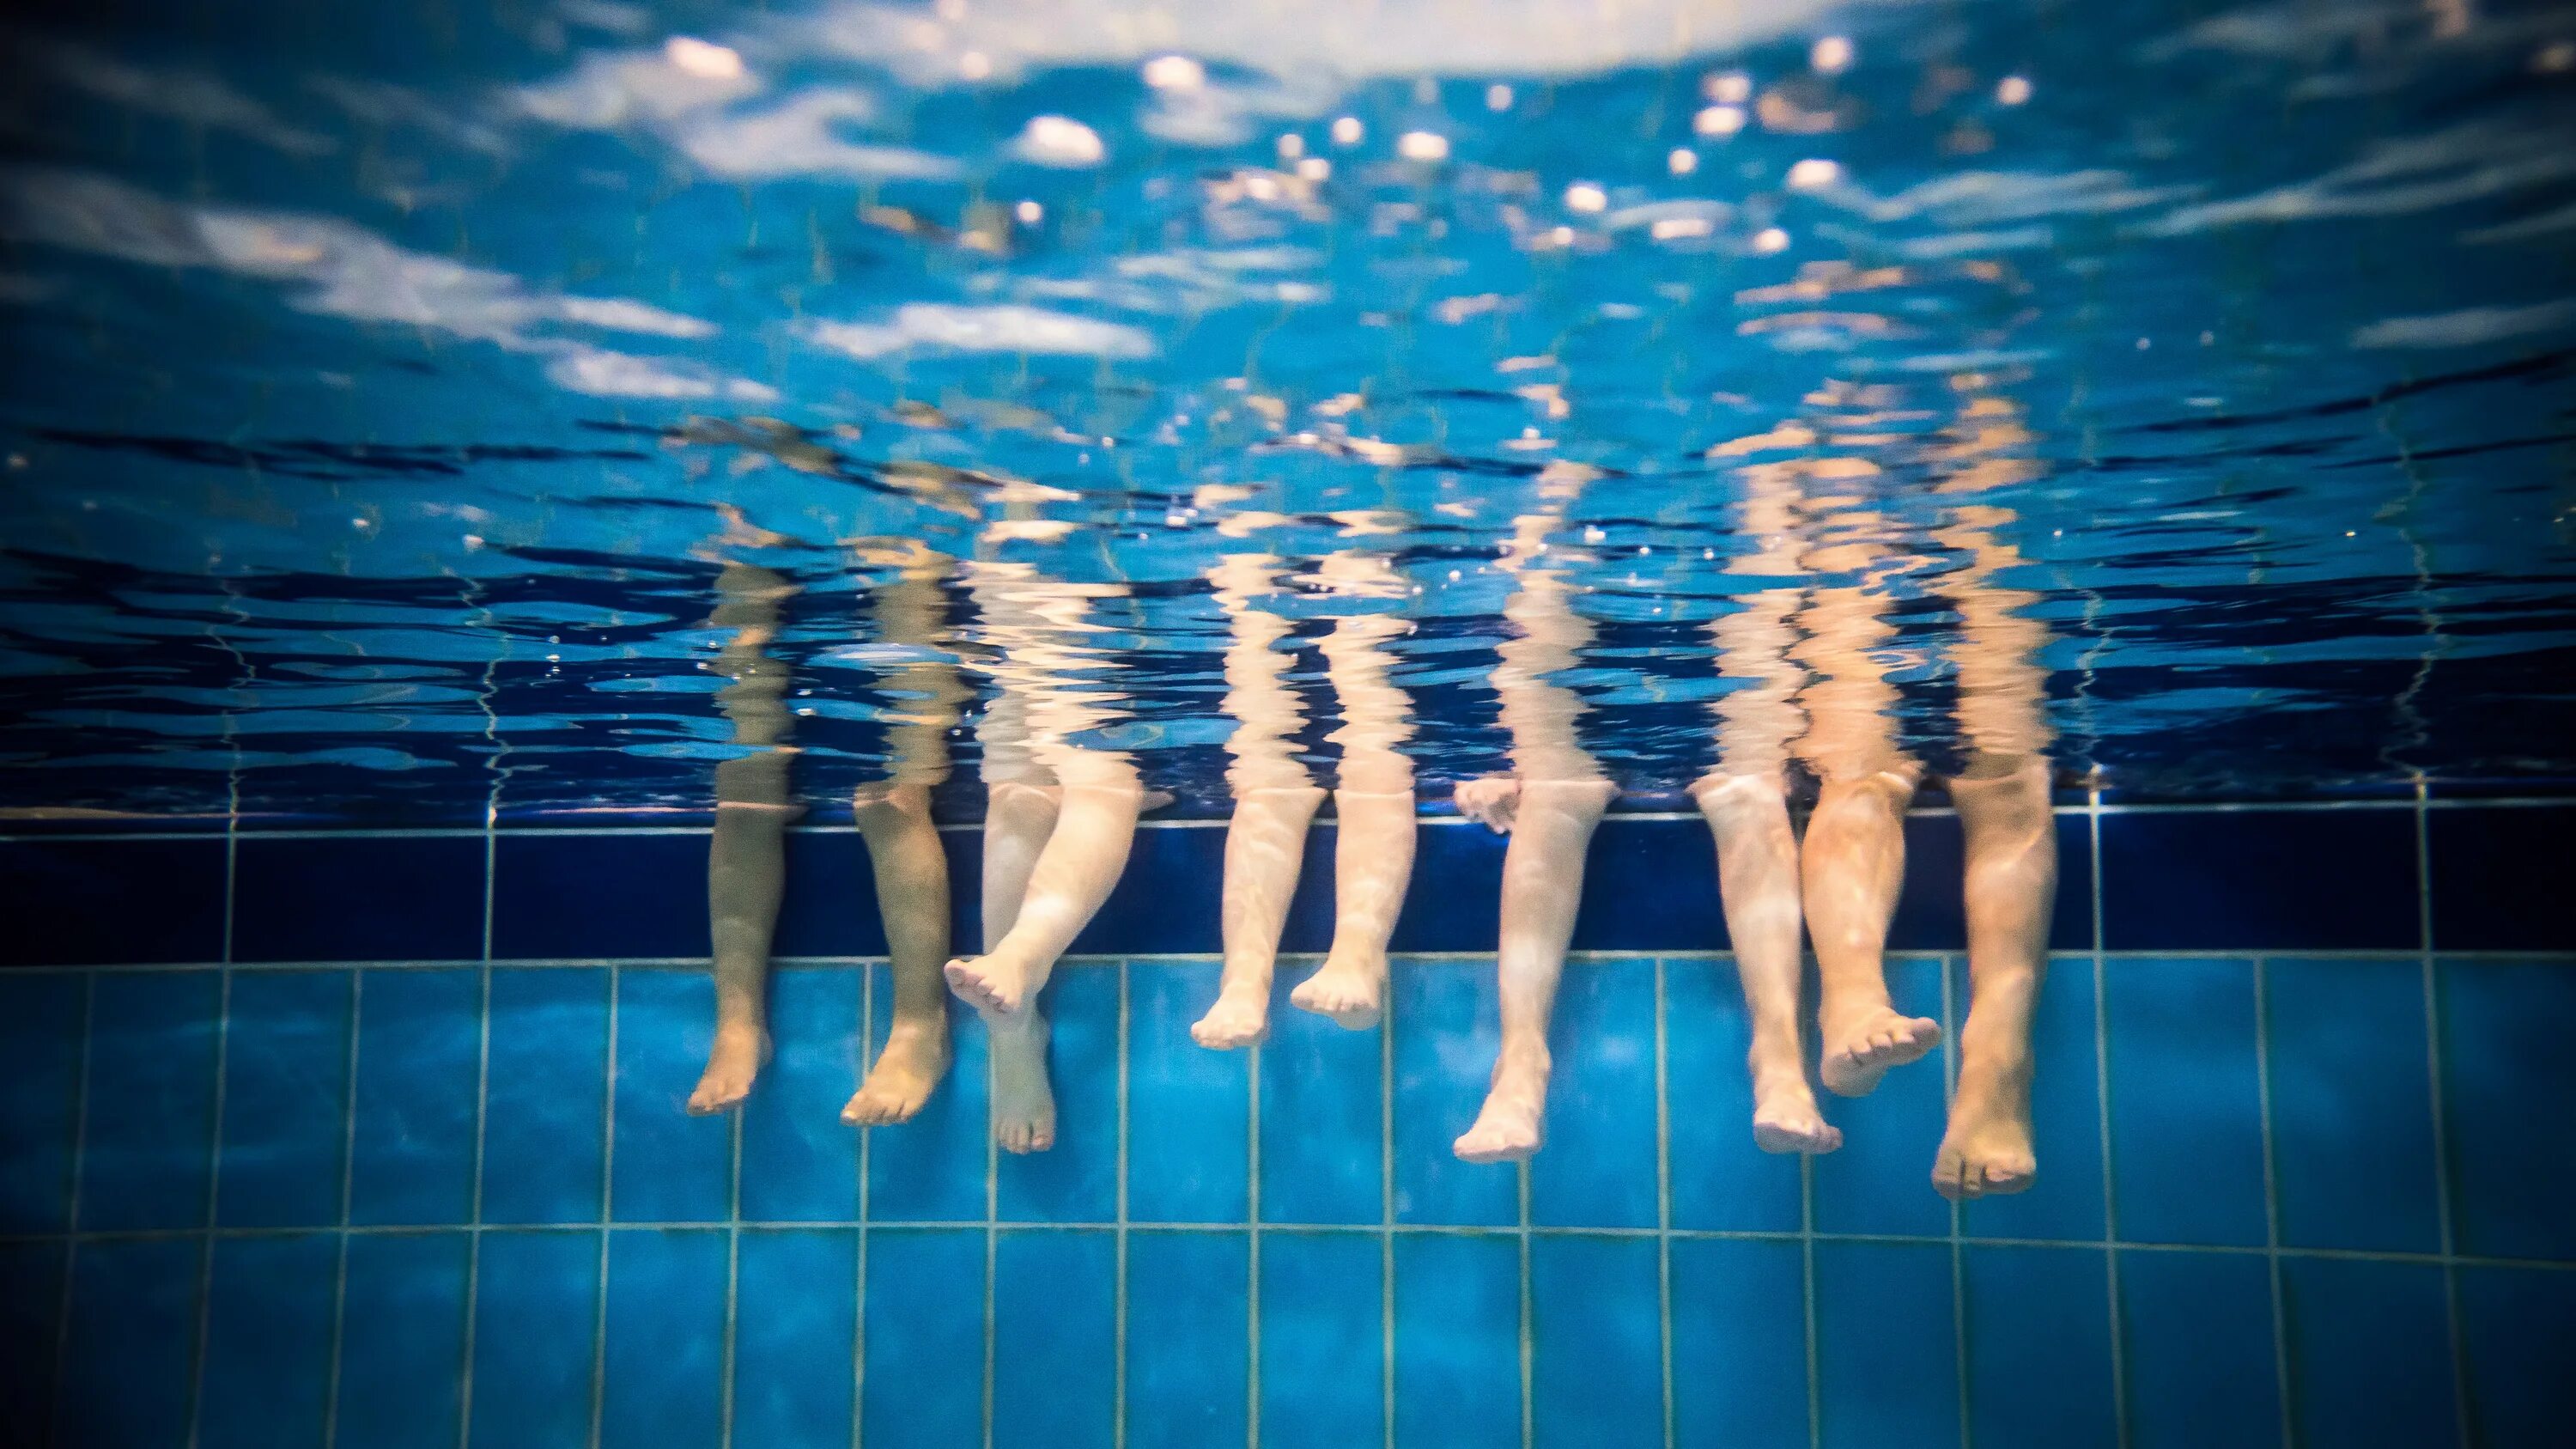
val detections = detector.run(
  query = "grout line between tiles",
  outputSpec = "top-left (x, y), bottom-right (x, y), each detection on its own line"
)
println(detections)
top-left (322, 968), bottom-right (362, 1449)
top-left (1247, 1034), bottom-right (1262, 1449)
top-left (1115, 959), bottom-right (1132, 1449)
top-left (458, 823), bottom-right (495, 1449)
top-left (1801, 1148), bottom-right (1819, 1449)
top-left (1517, 1157), bottom-right (1533, 1449)
top-left (2091, 790), bottom-right (2130, 1449)
top-left (1382, 967), bottom-right (1397, 1449)
top-left (1944, 955), bottom-right (1971, 1449)
top-left (2252, 957), bottom-right (2293, 1449)
top-left (1656, 955), bottom-right (1675, 1449)
top-left (2416, 782), bottom-right (2470, 1449)
top-left (854, 959), bottom-right (873, 1449)
top-left (45, 970), bottom-right (97, 1449)
top-left (590, 965), bottom-right (617, 1449)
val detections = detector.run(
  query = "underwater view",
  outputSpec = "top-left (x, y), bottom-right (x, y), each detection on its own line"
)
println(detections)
top-left (3, 1), bottom-right (2574, 1447)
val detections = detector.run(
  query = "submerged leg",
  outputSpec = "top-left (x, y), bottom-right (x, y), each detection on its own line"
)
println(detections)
top-left (690, 778), bottom-right (787, 1114)
top-left (1805, 768), bottom-right (1941, 1097)
top-left (1455, 777), bottom-right (1616, 1163)
top-left (1934, 756), bottom-right (2055, 1199)
top-left (972, 780), bottom-right (1062, 1153)
top-left (1196, 785), bottom-right (1325, 1049)
top-left (1291, 788), bottom-right (1414, 1029)
top-left (1694, 772), bottom-right (1840, 1154)
top-left (945, 781), bottom-right (1145, 1018)
top-left (843, 782), bottom-right (954, 1125)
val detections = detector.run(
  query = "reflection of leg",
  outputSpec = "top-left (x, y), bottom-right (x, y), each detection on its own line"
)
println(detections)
top-left (1935, 756), bottom-right (2054, 1198)
top-left (691, 779), bottom-right (787, 1114)
top-left (1455, 778), bottom-right (1615, 1162)
top-left (946, 782), bottom-right (1142, 1017)
top-left (1196, 785), bottom-right (1325, 1048)
top-left (1693, 773), bottom-right (1839, 1154)
top-left (1806, 769), bottom-right (1940, 1097)
top-left (844, 783), bottom-right (953, 1125)
top-left (1292, 788), bottom-right (1415, 1029)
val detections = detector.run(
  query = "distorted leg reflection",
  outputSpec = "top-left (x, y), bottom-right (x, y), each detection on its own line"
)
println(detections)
top-left (841, 545), bottom-right (968, 1127)
top-left (690, 561), bottom-right (796, 1115)
top-left (1455, 524), bottom-right (1616, 1164)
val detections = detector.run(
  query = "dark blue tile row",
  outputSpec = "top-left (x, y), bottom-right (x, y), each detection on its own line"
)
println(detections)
top-left (9, 955), bottom-right (2576, 1260)
top-left (21, 1226), bottom-right (2576, 1449)
top-left (23, 799), bottom-right (2571, 967)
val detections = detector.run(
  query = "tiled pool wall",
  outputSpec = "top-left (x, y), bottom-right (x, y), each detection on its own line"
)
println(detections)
top-left (3, 796), bottom-right (2572, 1449)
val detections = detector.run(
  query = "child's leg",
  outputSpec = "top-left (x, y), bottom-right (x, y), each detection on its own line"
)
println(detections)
top-left (1694, 772), bottom-right (1839, 1154)
top-left (1933, 756), bottom-right (2053, 1198)
top-left (945, 779), bottom-right (1145, 1018)
top-left (1454, 777), bottom-right (1616, 1162)
top-left (1804, 766), bottom-right (1939, 1096)
top-left (844, 782), bottom-right (953, 1124)
top-left (1293, 611), bottom-right (1418, 1028)
top-left (1196, 785), bottom-right (1325, 1048)
top-left (690, 563), bottom-right (795, 1114)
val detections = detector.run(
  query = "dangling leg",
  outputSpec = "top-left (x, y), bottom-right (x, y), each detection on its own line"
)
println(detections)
top-left (843, 782), bottom-right (953, 1124)
top-left (975, 778), bottom-right (1062, 1154)
top-left (1805, 767), bottom-right (1940, 1096)
top-left (1933, 762), bottom-right (2053, 1197)
top-left (690, 563), bottom-right (795, 1114)
top-left (1195, 785), bottom-right (1324, 1048)
top-left (1454, 777), bottom-right (1616, 1162)
top-left (1293, 612), bottom-right (1418, 1029)
top-left (944, 778), bottom-right (1145, 1018)
top-left (1694, 772), bottom-right (1839, 1153)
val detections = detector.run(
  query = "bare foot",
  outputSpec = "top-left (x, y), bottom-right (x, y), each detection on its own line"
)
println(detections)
top-left (1453, 1051), bottom-right (1547, 1163)
top-left (1933, 1072), bottom-right (2036, 1200)
top-left (1454, 776), bottom-right (1522, 834)
top-left (842, 1023), bottom-right (951, 1126)
top-left (1819, 1006), bottom-right (1941, 1098)
top-left (945, 947), bottom-right (1036, 1019)
top-left (1750, 1064), bottom-right (1843, 1154)
top-left (1191, 987), bottom-right (1270, 1050)
top-left (990, 1014), bottom-right (1056, 1154)
top-left (1289, 951), bottom-right (1385, 1030)
top-left (687, 1021), bottom-right (769, 1115)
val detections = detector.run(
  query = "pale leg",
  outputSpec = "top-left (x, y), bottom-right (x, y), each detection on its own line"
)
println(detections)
top-left (1291, 788), bottom-right (1414, 1029)
top-left (1934, 756), bottom-right (2054, 1198)
top-left (1455, 778), bottom-right (1616, 1162)
top-left (945, 782), bottom-right (1145, 1018)
top-left (1694, 772), bottom-right (1839, 1153)
top-left (1806, 769), bottom-right (1941, 1097)
top-left (976, 780), bottom-right (1061, 1154)
top-left (843, 782), bottom-right (954, 1125)
top-left (1195, 785), bottom-right (1325, 1048)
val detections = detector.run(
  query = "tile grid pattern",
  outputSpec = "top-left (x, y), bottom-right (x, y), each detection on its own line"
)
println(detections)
top-left (2, 800), bottom-right (2573, 1449)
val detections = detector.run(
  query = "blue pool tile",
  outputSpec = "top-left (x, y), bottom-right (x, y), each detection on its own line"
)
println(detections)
top-left (1814, 954), bottom-right (1951, 1239)
top-left (2439, 957), bottom-right (2576, 1260)
top-left (0, 1242), bottom-right (64, 1430)
top-left (1663, 957), bottom-right (1801, 1233)
top-left (601, 1228), bottom-right (726, 1449)
top-left (771, 832), bottom-right (885, 958)
top-left (492, 833), bottom-right (709, 961)
top-left (1391, 960), bottom-right (1516, 1227)
top-left (2458, 1266), bottom-right (2576, 1449)
top-left (2098, 808), bottom-right (2417, 951)
top-left (865, 965), bottom-right (987, 1224)
top-left (1573, 818), bottom-right (1725, 950)
top-left (1962, 1245), bottom-right (2118, 1449)
top-left (1074, 826), bottom-right (1224, 954)
top-left (734, 1229), bottom-right (859, 1449)
top-left (1962, 955), bottom-right (2107, 1243)
top-left (0, 972), bottom-right (83, 1233)
top-left (197, 1234), bottom-right (335, 1449)
top-left (1671, 1238), bottom-right (1807, 1449)
top-left (1260, 976), bottom-right (1382, 1226)
top-left (483, 966), bottom-right (610, 1224)
top-left (1889, 812), bottom-right (2096, 954)
top-left (993, 1231), bottom-right (1116, 1449)
top-left (738, 967), bottom-right (862, 1223)
top-left (78, 970), bottom-right (218, 1231)
top-left (339, 1232), bottom-right (471, 1449)
top-left (349, 966), bottom-right (478, 1226)
top-left (2280, 1257), bottom-right (2456, 1449)
top-left (469, 1229), bottom-right (602, 1449)
top-left (1259, 1233), bottom-right (1384, 1449)
top-left (233, 835), bottom-right (484, 962)
top-left (1388, 821), bottom-right (1506, 952)
top-left (2428, 806), bottom-right (2571, 951)
top-left (0, 838), bottom-right (226, 965)
top-left (1814, 1239), bottom-right (1959, 1449)
top-left (2117, 1248), bottom-right (2281, 1449)
top-left (2103, 957), bottom-right (2269, 1246)
top-left (1394, 1233), bottom-right (1520, 1449)
top-left (610, 969), bottom-right (730, 1223)
top-left (862, 1228), bottom-right (984, 1449)
top-left (56, 1237), bottom-right (197, 1448)
top-left (1126, 960), bottom-right (1249, 1223)
top-left (2266, 957), bottom-right (2441, 1252)
top-left (1529, 958), bottom-right (1658, 1228)
top-left (1532, 1235), bottom-right (1662, 1449)
top-left (1127, 1231), bottom-right (1249, 1449)
top-left (998, 964), bottom-right (1118, 1222)
top-left (216, 969), bottom-right (350, 1228)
